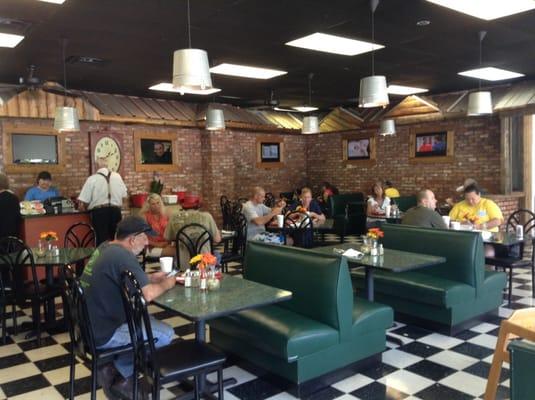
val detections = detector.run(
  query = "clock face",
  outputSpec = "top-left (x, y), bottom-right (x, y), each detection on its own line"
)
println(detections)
top-left (94, 136), bottom-right (121, 172)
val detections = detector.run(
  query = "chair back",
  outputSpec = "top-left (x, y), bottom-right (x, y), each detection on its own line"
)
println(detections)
top-left (0, 237), bottom-right (38, 306)
top-left (506, 209), bottom-right (535, 259)
top-left (63, 265), bottom-right (100, 361)
top-left (175, 223), bottom-right (213, 268)
top-left (64, 223), bottom-right (97, 248)
top-left (220, 196), bottom-right (233, 230)
top-left (283, 212), bottom-right (314, 248)
top-left (228, 213), bottom-right (248, 257)
top-left (264, 192), bottom-right (275, 208)
top-left (120, 270), bottom-right (158, 384)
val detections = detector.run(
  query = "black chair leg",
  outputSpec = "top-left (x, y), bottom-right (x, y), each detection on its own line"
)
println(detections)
top-left (1, 304), bottom-right (6, 345)
top-left (69, 345), bottom-right (75, 400)
top-left (508, 267), bottom-right (513, 305)
top-left (532, 263), bottom-right (535, 298)
top-left (194, 376), bottom-right (201, 400)
top-left (90, 359), bottom-right (98, 400)
top-left (217, 368), bottom-right (224, 399)
top-left (32, 301), bottom-right (41, 347)
top-left (12, 303), bottom-right (17, 335)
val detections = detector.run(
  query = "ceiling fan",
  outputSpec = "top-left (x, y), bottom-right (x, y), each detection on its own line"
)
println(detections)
top-left (0, 65), bottom-right (77, 96)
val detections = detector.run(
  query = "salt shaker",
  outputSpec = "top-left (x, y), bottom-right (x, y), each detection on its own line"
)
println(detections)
top-left (378, 244), bottom-right (384, 256)
top-left (516, 225), bottom-right (524, 239)
top-left (184, 269), bottom-right (192, 288)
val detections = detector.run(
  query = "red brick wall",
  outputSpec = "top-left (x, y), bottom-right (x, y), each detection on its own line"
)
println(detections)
top-left (305, 116), bottom-right (502, 203)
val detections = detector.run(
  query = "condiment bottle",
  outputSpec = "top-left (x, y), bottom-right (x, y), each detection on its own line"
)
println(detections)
top-left (199, 268), bottom-right (207, 291)
top-left (184, 269), bottom-right (191, 287)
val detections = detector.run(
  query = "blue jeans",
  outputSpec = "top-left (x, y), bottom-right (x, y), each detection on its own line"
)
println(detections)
top-left (98, 318), bottom-right (174, 378)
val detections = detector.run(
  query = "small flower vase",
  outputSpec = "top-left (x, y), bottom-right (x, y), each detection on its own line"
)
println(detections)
top-left (36, 240), bottom-right (46, 257)
top-left (46, 241), bottom-right (54, 256)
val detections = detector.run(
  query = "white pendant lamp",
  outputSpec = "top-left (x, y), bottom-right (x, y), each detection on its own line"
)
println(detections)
top-left (172, 0), bottom-right (213, 93)
top-left (302, 116), bottom-right (319, 134)
top-left (379, 119), bottom-right (396, 136)
top-left (206, 108), bottom-right (225, 130)
top-left (359, 0), bottom-right (389, 108)
top-left (467, 31), bottom-right (492, 116)
top-left (54, 38), bottom-right (79, 132)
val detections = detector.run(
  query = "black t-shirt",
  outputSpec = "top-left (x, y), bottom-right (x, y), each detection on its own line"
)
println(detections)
top-left (0, 191), bottom-right (21, 239)
top-left (80, 243), bottom-right (149, 346)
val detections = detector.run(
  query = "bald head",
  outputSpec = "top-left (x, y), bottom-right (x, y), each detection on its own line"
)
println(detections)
top-left (252, 186), bottom-right (266, 204)
top-left (417, 189), bottom-right (437, 210)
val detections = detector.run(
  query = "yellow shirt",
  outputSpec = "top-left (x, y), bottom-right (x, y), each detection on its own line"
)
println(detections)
top-left (384, 188), bottom-right (400, 198)
top-left (449, 198), bottom-right (503, 232)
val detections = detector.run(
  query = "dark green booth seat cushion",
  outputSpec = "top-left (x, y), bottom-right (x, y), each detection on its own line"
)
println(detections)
top-left (209, 305), bottom-right (339, 362)
top-left (352, 298), bottom-right (393, 337)
top-left (482, 270), bottom-right (507, 295)
top-left (351, 270), bottom-right (475, 307)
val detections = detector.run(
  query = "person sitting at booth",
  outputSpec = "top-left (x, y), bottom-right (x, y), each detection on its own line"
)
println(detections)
top-left (140, 193), bottom-right (174, 257)
top-left (402, 189), bottom-right (447, 229)
top-left (243, 186), bottom-right (285, 240)
top-left (24, 171), bottom-right (59, 202)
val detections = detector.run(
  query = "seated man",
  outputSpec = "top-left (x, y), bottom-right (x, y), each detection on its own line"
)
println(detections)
top-left (242, 186), bottom-right (284, 240)
top-left (289, 187), bottom-right (325, 248)
top-left (402, 189), bottom-right (447, 229)
top-left (80, 216), bottom-right (177, 399)
top-left (164, 205), bottom-right (222, 269)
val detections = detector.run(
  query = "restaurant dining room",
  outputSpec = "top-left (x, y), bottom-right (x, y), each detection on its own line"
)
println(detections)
top-left (2, 0), bottom-right (535, 399)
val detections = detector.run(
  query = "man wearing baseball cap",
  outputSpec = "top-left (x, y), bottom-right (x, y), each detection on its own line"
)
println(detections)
top-left (80, 216), bottom-right (176, 399)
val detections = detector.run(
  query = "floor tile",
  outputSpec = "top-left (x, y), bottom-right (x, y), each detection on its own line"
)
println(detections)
top-left (418, 333), bottom-right (463, 350)
top-left (0, 343), bottom-right (22, 358)
top-left (43, 363), bottom-right (91, 385)
top-left (34, 353), bottom-right (72, 372)
top-left (414, 383), bottom-right (473, 400)
top-left (301, 386), bottom-right (345, 400)
top-left (0, 374), bottom-right (51, 397)
top-left (450, 342), bottom-right (494, 360)
top-left (378, 370), bottom-right (433, 395)
top-left (9, 386), bottom-right (64, 400)
top-left (388, 326), bottom-right (432, 340)
top-left (467, 333), bottom-right (498, 349)
top-left (439, 371), bottom-right (487, 397)
top-left (331, 373), bottom-right (374, 393)
top-left (382, 349), bottom-right (422, 369)
top-left (399, 342), bottom-right (442, 358)
top-left (0, 363), bottom-right (41, 384)
top-left (228, 377), bottom-right (287, 400)
top-left (350, 381), bottom-right (408, 400)
top-left (463, 361), bottom-right (509, 383)
top-left (427, 350), bottom-right (478, 370)
top-left (405, 360), bottom-right (456, 381)
top-left (0, 353), bottom-right (29, 369)
top-left (24, 344), bottom-right (68, 362)
top-left (359, 363), bottom-right (398, 380)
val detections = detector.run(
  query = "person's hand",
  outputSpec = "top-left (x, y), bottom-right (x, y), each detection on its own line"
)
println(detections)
top-left (150, 271), bottom-right (168, 282)
top-left (272, 206), bottom-right (283, 215)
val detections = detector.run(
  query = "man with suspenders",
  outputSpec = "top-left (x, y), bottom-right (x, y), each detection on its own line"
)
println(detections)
top-left (78, 156), bottom-right (128, 245)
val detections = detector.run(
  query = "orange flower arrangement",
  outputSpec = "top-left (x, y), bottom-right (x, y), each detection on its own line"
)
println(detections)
top-left (189, 253), bottom-right (218, 271)
top-left (367, 228), bottom-right (384, 240)
top-left (296, 205), bottom-right (307, 213)
top-left (40, 231), bottom-right (58, 242)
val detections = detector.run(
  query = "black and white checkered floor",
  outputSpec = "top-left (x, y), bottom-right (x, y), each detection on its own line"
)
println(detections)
top-left (0, 236), bottom-right (532, 399)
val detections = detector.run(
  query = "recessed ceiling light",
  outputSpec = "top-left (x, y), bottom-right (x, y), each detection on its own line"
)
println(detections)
top-left (387, 84), bottom-right (429, 95)
top-left (149, 83), bottom-right (221, 95)
top-left (209, 63), bottom-right (287, 79)
top-left (458, 67), bottom-right (524, 81)
top-left (292, 106), bottom-right (319, 113)
top-left (285, 32), bottom-right (384, 56)
top-left (0, 32), bottom-right (24, 48)
top-left (38, 0), bottom-right (66, 3)
top-left (273, 107), bottom-right (296, 112)
top-left (416, 20), bottom-right (431, 26)
top-left (425, 0), bottom-right (535, 20)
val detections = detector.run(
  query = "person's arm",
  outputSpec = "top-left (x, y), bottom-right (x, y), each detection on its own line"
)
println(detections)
top-left (476, 218), bottom-right (501, 230)
top-left (24, 188), bottom-right (33, 201)
top-left (244, 203), bottom-right (281, 226)
top-left (142, 276), bottom-right (176, 302)
top-left (78, 201), bottom-right (88, 211)
top-left (366, 198), bottom-right (376, 216)
top-left (432, 211), bottom-right (448, 229)
top-left (476, 200), bottom-right (504, 230)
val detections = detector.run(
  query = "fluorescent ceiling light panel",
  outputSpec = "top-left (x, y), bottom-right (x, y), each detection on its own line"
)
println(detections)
top-left (285, 32), bottom-right (384, 56)
top-left (425, 0), bottom-right (535, 20)
top-left (458, 67), bottom-right (524, 81)
top-left (209, 63), bottom-right (287, 79)
top-left (387, 85), bottom-right (429, 95)
top-left (149, 83), bottom-right (221, 95)
top-left (38, 0), bottom-right (66, 3)
top-left (0, 33), bottom-right (24, 48)
top-left (292, 106), bottom-right (319, 112)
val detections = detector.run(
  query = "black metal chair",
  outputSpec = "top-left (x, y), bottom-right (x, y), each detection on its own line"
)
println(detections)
top-left (63, 265), bottom-right (132, 400)
top-left (220, 196), bottom-right (233, 230)
top-left (120, 270), bottom-right (226, 400)
top-left (283, 211), bottom-right (314, 248)
top-left (0, 236), bottom-right (64, 346)
top-left (175, 223), bottom-right (213, 269)
top-left (264, 192), bottom-right (275, 208)
top-left (64, 222), bottom-right (96, 276)
top-left (220, 214), bottom-right (248, 272)
top-left (0, 236), bottom-right (24, 344)
top-left (485, 209), bottom-right (535, 305)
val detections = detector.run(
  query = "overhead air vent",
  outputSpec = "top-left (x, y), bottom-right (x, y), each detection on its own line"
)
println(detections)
top-left (65, 55), bottom-right (108, 66)
top-left (0, 17), bottom-right (32, 34)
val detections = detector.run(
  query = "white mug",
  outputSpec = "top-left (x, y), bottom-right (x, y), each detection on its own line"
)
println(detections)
top-left (451, 221), bottom-right (461, 230)
top-left (442, 216), bottom-right (451, 227)
top-left (385, 205), bottom-right (391, 217)
top-left (159, 257), bottom-right (173, 273)
top-left (276, 214), bottom-right (284, 228)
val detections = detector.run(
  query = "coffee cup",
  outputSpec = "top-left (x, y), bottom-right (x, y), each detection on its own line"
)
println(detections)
top-left (159, 257), bottom-right (173, 273)
top-left (276, 214), bottom-right (284, 228)
top-left (385, 205), bottom-right (391, 217)
top-left (442, 216), bottom-right (451, 227)
top-left (451, 221), bottom-right (461, 230)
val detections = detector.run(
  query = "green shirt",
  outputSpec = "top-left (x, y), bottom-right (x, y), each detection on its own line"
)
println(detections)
top-left (402, 205), bottom-right (448, 229)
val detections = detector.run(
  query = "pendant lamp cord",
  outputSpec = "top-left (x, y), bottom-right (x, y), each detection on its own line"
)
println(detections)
top-left (307, 73), bottom-right (313, 106)
top-left (478, 30), bottom-right (486, 91)
top-left (187, 0), bottom-right (192, 48)
top-left (370, 0), bottom-right (379, 76)
top-left (61, 38), bottom-right (67, 94)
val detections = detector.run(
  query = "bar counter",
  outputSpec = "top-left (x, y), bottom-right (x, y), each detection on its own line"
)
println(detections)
top-left (20, 210), bottom-right (91, 247)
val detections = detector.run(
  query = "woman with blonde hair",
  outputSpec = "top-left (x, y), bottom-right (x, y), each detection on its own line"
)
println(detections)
top-left (367, 181), bottom-right (391, 227)
top-left (140, 193), bottom-right (174, 257)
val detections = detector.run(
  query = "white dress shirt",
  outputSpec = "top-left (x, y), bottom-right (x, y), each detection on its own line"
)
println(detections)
top-left (78, 168), bottom-right (127, 210)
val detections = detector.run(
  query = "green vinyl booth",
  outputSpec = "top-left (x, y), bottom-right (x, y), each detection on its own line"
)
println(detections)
top-left (209, 241), bottom-right (393, 393)
top-left (328, 193), bottom-right (367, 241)
top-left (509, 340), bottom-right (535, 400)
top-left (351, 224), bottom-right (506, 333)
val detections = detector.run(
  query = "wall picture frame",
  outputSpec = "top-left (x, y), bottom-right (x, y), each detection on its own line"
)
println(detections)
top-left (409, 128), bottom-right (454, 163)
top-left (256, 136), bottom-right (284, 168)
top-left (134, 131), bottom-right (179, 172)
top-left (342, 133), bottom-right (376, 166)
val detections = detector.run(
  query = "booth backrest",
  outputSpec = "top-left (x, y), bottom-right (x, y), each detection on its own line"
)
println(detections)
top-left (381, 224), bottom-right (485, 288)
top-left (244, 241), bottom-right (352, 335)
top-left (329, 193), bottom-right (365, 216)
top-left (394, 195), bottom-right (417, 212)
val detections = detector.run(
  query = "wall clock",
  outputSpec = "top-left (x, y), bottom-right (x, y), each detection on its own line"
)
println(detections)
top-left (89, 130), bottom-right (124, 175)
